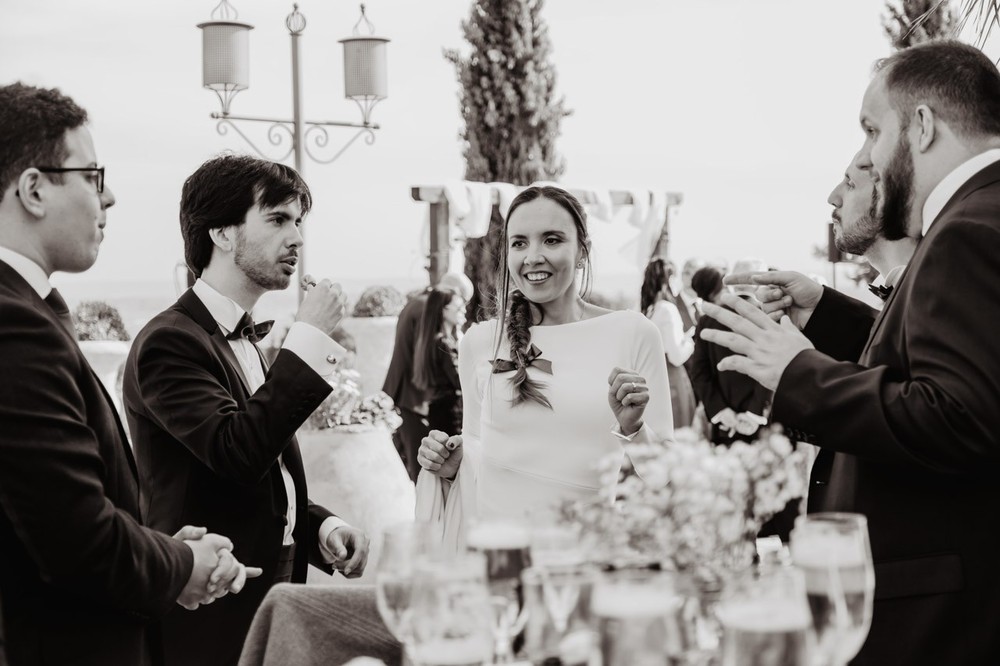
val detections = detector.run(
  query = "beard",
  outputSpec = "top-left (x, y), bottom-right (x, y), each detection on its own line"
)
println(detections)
top-left (233, 227), bottom-right (291, 291)
top-left (834, 185), bottom-right (881, 256)
top-left (877, 132), bottom-right (915, 241)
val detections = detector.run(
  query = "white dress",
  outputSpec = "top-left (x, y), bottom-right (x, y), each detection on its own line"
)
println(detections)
top-left (415, 310), bottom-right (674, 548)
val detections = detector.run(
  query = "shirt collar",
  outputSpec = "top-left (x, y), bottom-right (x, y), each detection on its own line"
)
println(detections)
top-left (872, 264), bottom-right (907, 289)
top-left (192, 279), bottom-right (251, 335)
top-left (922, 148), bottom-right (1000, 236)
top-left (0, 245), bottom-right (51, 298)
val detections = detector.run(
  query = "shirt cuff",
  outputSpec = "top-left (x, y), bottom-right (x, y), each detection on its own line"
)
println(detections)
top-left (611, 422), bottom-right (652, 443)
top-left (282, 322), bottom-right (347, 379)
top-left (317, 516), bottom-right (351, 563)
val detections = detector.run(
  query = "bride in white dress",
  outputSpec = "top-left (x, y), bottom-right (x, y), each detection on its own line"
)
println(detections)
top-left (415, 186), bottom-right (674, 550)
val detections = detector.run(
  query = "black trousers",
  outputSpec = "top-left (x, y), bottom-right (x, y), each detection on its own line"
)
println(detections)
top-left (392, 408), bottom-right (430, 483)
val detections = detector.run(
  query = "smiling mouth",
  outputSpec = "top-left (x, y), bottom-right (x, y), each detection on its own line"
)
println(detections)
top-left (523, 271), bottom-right (552, 283)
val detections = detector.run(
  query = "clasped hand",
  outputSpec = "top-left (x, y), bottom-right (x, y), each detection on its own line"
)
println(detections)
top-left (608, 366), bottom-right (650, 436)
top-left (324, 526), bottom-right (370, 579)
top-left (173, 525), bottom-right (263, 611)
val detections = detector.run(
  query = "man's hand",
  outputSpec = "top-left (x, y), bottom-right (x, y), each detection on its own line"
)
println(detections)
top-left (174, 529), bottom-right (262, 610)
top-left (325, 526), bottom-right (371, 578)
top-left (735, 412), bottom-right (765, 437)
top-left (711, 407), bottom-right (738, 437)
top-left (418, 430), bottom-right (463, 480)
top-left (295, 276), bottom-right (348, 337)
top-left (699, 294), bottom-right (815, 391)
top-left (724, 271), bottom-right (823, 329)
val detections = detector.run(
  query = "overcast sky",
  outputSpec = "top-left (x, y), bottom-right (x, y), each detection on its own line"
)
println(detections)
top-left (2, 0), bottom-right (990, 306)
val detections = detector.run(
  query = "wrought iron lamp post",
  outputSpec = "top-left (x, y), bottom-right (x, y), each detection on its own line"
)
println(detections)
top-left (197, 0), bottom-right (389, 301)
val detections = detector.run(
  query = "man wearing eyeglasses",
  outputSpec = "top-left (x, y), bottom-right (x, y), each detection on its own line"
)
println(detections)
top-left (0, 82), bottom-right (261, 666)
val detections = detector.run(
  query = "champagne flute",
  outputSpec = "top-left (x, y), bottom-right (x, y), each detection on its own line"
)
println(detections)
top-left (407, 552), bottom-right (494, 666)
top-left (790, 513), bottom-right (875, 666)
top-left (521, 565), bottom-right (599, 666)
top-left (375, 521), bottom-right (436, 643)
top-left (715, 567), bottom-right (812, 666)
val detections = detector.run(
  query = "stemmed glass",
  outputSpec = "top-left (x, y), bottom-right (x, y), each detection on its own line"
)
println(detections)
top-left (715, 567), bottom-right (813, 666)
top-left (521, 565), bottom-right (599, 665)
top-left (374, 521), bottom-right (435, 645)
top-left (790, 513), bottom-right (875, 666)
top-left (407, 552), bottom-right (494, 666)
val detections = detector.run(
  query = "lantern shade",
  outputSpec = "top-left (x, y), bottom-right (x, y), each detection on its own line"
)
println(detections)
top-left (198, 20), bottom-right (254, 91)
top-left (339, 36), bottom-right (389, 100)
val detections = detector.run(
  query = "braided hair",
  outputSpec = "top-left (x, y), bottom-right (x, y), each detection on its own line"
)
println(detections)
top-left (493, 186), bottom-right (592, 409)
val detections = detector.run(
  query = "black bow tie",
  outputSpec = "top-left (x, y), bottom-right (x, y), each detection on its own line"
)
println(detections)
top-left (226, 312), bottom-right (274, 343)
top-left (868, 284), bottom-right (893, 302)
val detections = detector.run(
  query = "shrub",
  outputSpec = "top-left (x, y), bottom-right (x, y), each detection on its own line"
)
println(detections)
top-left (351, 286), bottom-right (406, 318)
top-left (74, 301), bottom-right (130, 341)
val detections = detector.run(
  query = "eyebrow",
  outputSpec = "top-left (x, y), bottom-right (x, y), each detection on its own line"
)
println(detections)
top-left (267, 210), bottom-right (296, 221)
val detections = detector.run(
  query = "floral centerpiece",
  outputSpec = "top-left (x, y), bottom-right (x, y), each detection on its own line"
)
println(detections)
top-left (561, 426), bottom-right (810, 585)
top-left (306, 368), bottom-right (403, 433)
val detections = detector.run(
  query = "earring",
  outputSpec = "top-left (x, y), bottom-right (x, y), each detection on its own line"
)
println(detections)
top-left (576, 261), bottom-right (584, 269)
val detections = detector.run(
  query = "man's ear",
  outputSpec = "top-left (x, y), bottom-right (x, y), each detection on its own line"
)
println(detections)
top-left (208, 226), bottom-right (235, 253)
top-left (14, 170), bottom-right (46, 219)
top-left (914, 104), bottom-right (937, 153)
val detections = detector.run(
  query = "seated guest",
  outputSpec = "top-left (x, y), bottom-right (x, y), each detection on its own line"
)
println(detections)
top-left (413, 288), bottom-right (465, 435)
top-left (0, 83), bottom-right (255, 666)
top-left (124, 155), bottom-right (371, 666)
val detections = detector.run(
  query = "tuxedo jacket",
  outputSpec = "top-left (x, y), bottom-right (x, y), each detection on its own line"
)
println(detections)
top-left (774, 160), bottom-right (1000, 665)
top-left (123, 289), bottom-right (335, 666)
top-left (382, 294), bottom-right (429, 413)
top-left (0, 261), bottom-right (192, 666)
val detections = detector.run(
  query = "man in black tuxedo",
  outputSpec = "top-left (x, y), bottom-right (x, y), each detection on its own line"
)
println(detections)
top-left (383, 272), bottom-right (472, 481)
top-left (702, 41), bottom-right (1000, 664)
top-left (0, 83), bottom-right (257, 666)
top-left (124, 154), bottom-right (373, 666)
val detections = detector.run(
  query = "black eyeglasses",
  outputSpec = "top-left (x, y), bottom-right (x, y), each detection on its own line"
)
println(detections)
top-left (36, 166), bottom-right (105, 194)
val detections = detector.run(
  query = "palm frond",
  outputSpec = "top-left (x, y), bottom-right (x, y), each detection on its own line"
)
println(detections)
top-left (957, 0), bottom-right (1000, 46)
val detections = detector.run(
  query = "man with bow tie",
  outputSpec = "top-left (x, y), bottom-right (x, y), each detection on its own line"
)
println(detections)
top-left (123, 154), bottom-right (372, 666)
top-left (827, 153), bottom-right (917, 303)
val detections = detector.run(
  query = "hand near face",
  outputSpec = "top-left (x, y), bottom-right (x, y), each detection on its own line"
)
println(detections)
top-left (325, 526), bottom-right (371, 579)
top-left (723, 271), bottom-right (823, 329)
top-left (417, 430), bottom-right (463, 480)
top-left (607, 367), bottom-right (650, 436)
top-left (699, 294), bottom-right (815, 391)
top-left (296, 276), bottom-right (348, 337)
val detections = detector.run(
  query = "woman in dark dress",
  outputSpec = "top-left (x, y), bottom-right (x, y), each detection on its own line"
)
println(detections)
top-left (413, 289), bottom-right (464, 434)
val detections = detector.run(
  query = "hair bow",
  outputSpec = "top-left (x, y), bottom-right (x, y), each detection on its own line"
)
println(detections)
top-left (491, 343), bottom-right (553, 375)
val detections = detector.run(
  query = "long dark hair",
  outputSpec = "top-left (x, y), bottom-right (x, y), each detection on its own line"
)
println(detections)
top-left (493, 186), bottom-right (592, 409)
top-left (413, 289), bottom-right (456, 393)
top-left (640, 258), bottom-right (681, 316)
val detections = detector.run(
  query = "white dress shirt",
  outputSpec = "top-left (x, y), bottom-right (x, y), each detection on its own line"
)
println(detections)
top-left (192, 279), bottom-right (348, 559)
top-left (922, 148), bottom-right (1000, 235)
top-left (0, 245), bottom-right (51, 298)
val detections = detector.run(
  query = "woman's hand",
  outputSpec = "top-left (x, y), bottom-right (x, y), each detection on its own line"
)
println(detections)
top-left (417, 430), bottom-right (463, 480)
top-left (608, 367), bottom-right (650, 437)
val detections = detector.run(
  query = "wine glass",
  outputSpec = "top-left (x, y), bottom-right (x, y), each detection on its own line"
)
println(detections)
top-left (790, 513), bottom-right (875, 666)
top-left (715, 567), bottom-right (812, 666)
top-left (374, 521), bottom-right (436, 643)
top-left (521, 565), bottom-right (599, 665)
top-left (591, 569), bottom-right (684, 666)
top-left (407, 552), bottom-right (494, 666)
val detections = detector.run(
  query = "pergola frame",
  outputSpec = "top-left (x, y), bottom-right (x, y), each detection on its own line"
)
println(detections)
top-left (410, 185), bottom-right (684, 284)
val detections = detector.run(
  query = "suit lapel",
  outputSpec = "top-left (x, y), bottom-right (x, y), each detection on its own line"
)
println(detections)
top-left (175, 288), bottom-right (253, 397)
top-left (859, 261), bottom-right (910, 363)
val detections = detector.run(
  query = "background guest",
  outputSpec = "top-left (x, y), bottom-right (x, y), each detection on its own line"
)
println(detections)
top-left (412, 288), bottom-right (465, 435)
top-left (640, 258), bottom-right (696, 428)
top-left (382, 272), bottom-right (473, 482)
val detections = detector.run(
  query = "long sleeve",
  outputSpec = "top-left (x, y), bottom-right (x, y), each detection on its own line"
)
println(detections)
top-left (648, 301), bottom-right (694, 366)
top-left (688, 318), bottom-right (728, 419)
top-left (630, 314), bottom-right (675, 442)
top-left (801, 286), bottom-right (877, 362)
top-left (774, 216), bottom-right (1000, 472)
top-left (132, 325), bottom-right (332, 484)
top-left (0, 301), bottom-right (191, 618)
